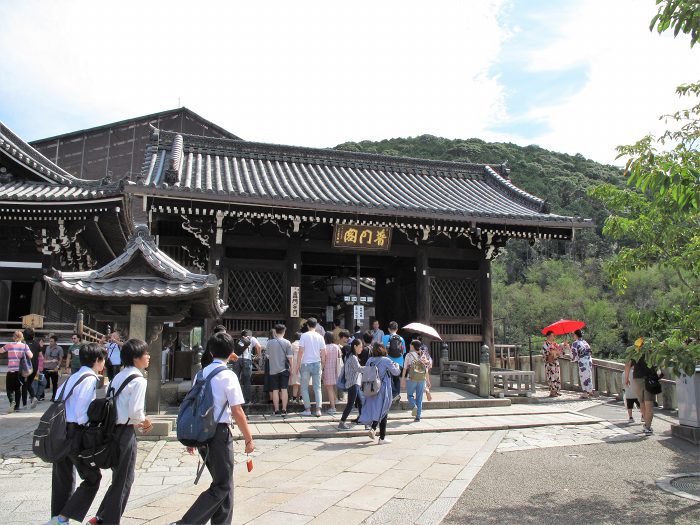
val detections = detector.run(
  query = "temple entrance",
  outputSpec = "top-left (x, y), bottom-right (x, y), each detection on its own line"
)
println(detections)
top-left (299, 251), bottom-right (417, 335)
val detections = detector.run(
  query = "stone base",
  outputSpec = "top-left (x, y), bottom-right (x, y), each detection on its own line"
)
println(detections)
top-left (671, 423), bottom-right (700, 445)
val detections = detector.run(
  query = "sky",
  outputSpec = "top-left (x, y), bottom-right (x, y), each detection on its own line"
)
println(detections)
top-left (0, 0), bottom-right (697, 165)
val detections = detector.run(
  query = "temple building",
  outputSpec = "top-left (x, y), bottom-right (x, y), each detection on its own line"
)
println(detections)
top-left (0, 109), bottom-right (591, 378)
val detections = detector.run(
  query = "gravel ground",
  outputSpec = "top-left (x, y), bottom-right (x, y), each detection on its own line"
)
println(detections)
top-left (444, 403), bottom-right (700, 525)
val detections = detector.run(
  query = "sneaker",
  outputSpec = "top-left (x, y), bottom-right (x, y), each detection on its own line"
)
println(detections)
top-left (8, 405), bottom-right (15, 413)
top-left (643, 427), bottom-right (653, 435)
top-left (300, 409), bottom-right (312, 416)
top-left (392, 395), bottom-right (401, 403)
top-left (411, 406), bottom-right (417, 417)
top-left (87, 517), bottom-right (103, 525)
top-left (364, 425), bottom-right (370, 430)
top-left (414, 417), bottom-right (421, 422)
top-left (337, 422), bottom-right (352, 431)
top-left (326, 408), bottom-right (336, 416)
top-left (281, 410), bottom-right (287, 417)
top-left (272, 410), bottom-right (279, 416)
top-left (378, 438), bottom-right (393, 444)
top-left (315, 410), bottom-right (322, 418)
top-left (31, 398), bottom-right (38, 409)
top-left (628, 417), bottom-right (634, 423)
top-left (43, 517), bottom-right (69, 525)
top-left (368, 427), bottom-right (376, 440)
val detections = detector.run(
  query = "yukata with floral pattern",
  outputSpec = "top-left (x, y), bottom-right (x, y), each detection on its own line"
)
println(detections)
top-left (571, 337), bottom-right (593, 394)
top-left (542, 340), bottom-right (562, 395)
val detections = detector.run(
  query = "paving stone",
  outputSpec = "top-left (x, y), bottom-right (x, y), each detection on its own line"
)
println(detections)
top-left (336, 486), bottom-right (399, 511)
top-left (421, 462), bottom-right (462, 481)
top-left (307, 504), bottom-right (370, 525)
top-left (395, 477), bottom-right (449, 501)
top-left (346, 457), bottom-right (398, 474)
top-left (275, 488), bottom-right (348, 516)
top-left (415, 496), bottom-right (459, 525)
top-left (368, 468), bottom-right (419, 489)
top-left (325, 471), bottom-right (379, 491)
top-left (363, 497), bottom-right (432, 524)
top-left (247, 510), bottom-right (314, 525)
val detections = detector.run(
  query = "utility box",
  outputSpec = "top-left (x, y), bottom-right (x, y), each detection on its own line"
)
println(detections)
top-left (677, 367), bottom-right (700, 428)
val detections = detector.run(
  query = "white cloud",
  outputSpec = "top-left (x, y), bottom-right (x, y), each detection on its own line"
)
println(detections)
top-left (516, 0), bottom-right (700, 164)
top-left (1, 0), bottom-right (695, 166)
top-left (0, 0), bottom-right (510, 147)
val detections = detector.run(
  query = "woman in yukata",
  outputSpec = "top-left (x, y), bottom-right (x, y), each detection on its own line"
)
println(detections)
top-left (542, 331), bottom-right (563, 397)
top-left (569, 329), bottom-right (594, 399)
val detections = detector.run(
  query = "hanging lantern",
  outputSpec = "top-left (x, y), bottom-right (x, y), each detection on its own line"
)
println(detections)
top-left (327, 276), bottom-right (353, 298)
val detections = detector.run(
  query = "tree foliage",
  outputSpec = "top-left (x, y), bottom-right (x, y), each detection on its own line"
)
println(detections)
top-left (651, 0), bottom-right (700, 47)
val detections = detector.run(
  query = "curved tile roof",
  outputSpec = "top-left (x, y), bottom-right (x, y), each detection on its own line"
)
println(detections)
top-left (45, 226), bottom-right (227, 317)
top-left (137, 131), bottom-right (590, 227)
top-left (0, 121), bottom-right (123, 200)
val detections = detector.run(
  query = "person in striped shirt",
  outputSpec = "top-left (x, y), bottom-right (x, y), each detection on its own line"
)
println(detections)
top-left (0, 330), bottom-right (33, 412)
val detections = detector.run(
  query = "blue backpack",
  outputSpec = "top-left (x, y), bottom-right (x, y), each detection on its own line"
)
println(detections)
top-left (176, 366), bottom-right (229, 483)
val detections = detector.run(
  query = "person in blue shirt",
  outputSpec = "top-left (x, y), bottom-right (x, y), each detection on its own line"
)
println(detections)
top-left (381, 321), bottom-right (405, 402)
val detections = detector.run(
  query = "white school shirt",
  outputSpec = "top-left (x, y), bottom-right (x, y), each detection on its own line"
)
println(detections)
top-left (54, 366), bottom-right (98, 425)
top-left (299, 330), bottom-right (325, 364)
top-left (111, 366), bottom-right (147, 425)
top-left (107, 342), bottom-right (122, 366)
top-left (200, 359), bottom-right (245, 424)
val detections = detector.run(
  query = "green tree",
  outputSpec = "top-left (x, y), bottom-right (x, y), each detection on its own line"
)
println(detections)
top-left (651, 0), bottom-right (700, 47)
top-left (588, 2), bottom-right (700, 374)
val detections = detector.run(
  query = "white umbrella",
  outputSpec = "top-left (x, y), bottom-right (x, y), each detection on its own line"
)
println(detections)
top-left (402, 322), bottom-right (442, 341)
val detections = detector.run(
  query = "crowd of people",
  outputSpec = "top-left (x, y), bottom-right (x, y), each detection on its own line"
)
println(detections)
top-left (542, 330), bottom-right (663, 435)
top-left (198, 318), bottom-right (435, 441)
top-left (0, 328), bottom-right (123, 413)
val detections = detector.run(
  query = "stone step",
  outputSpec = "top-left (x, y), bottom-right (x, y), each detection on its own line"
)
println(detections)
top-left (143, 409), bottom-right (603, 441)
top-left (157, 396), bottom-right (511, 419)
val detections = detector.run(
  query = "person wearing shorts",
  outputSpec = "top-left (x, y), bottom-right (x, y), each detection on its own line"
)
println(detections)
top-left (630, 356), bottom-right (659, 435)
top-left (266, 324), bottom-right (293, 416)
top-left (623, 363), bottom-right (640, 423)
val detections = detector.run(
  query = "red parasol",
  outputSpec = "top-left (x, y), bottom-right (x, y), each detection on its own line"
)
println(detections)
top-left (541, 319), bottom-right (585, 336)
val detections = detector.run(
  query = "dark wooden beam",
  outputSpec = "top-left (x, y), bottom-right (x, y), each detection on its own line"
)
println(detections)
top-left (416, 246), bottom-right (430, 324)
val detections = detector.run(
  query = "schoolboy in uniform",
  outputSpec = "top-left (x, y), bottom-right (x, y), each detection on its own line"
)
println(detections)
top-left (88, 339), bottom-right (152, 525)
top-left (169, 332), bottom-right (255, 525)
top-left (45, 343), bottom-right (106, 525)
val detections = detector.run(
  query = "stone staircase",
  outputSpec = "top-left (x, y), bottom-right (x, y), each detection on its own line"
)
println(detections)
top-left (145, 388), bottom-right (601, 441)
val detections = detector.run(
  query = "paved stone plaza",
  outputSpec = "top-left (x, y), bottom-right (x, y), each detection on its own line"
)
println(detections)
top-left (1, 392), bottom-right (698, 525)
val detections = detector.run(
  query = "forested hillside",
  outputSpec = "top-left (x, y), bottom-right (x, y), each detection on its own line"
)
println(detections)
top-left (335, 136), bottom-right (683, 358)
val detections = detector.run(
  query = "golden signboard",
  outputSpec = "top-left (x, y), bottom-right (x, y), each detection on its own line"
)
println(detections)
top-left (333, 225), bottom-right (392, 251)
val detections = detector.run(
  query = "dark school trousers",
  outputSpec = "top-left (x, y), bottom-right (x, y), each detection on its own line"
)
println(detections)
top-left (45, 370), bottom-right (60, 400)
top-left (96, 426), bottom-right (137, 525)
top-left (51, 424), bottom-right (102, 521)
top-left (179, 424), bottom-right (234, 525)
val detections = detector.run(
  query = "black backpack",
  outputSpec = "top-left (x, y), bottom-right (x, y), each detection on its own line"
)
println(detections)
top-left (32, 373), bottom-right (94, 463)
top-left (234, 337), bottom-right (251, 356)
top-left (645, 369), bottom-right (663, 395)
top-left (388, 334), bottom-right (403, 358)
top-left (76, 374), bottom-right (139, 469)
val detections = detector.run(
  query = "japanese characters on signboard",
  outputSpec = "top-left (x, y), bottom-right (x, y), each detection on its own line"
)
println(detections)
top-left (290, 286), bottom-right (300, 318)
top-left (333, 225), bottom-right (392, 251)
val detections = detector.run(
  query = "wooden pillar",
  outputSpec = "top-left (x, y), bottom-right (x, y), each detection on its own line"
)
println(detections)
top-left (416, 246), bottom-right (430, 324)
top-left (286, 238), bottom-right (302, 332)
top-left (205, 243), bottom-right (225, 338)
top-left (479, 258), bottom-right (495, 366)
top-left (145, 322), bottom-right (163, 414)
